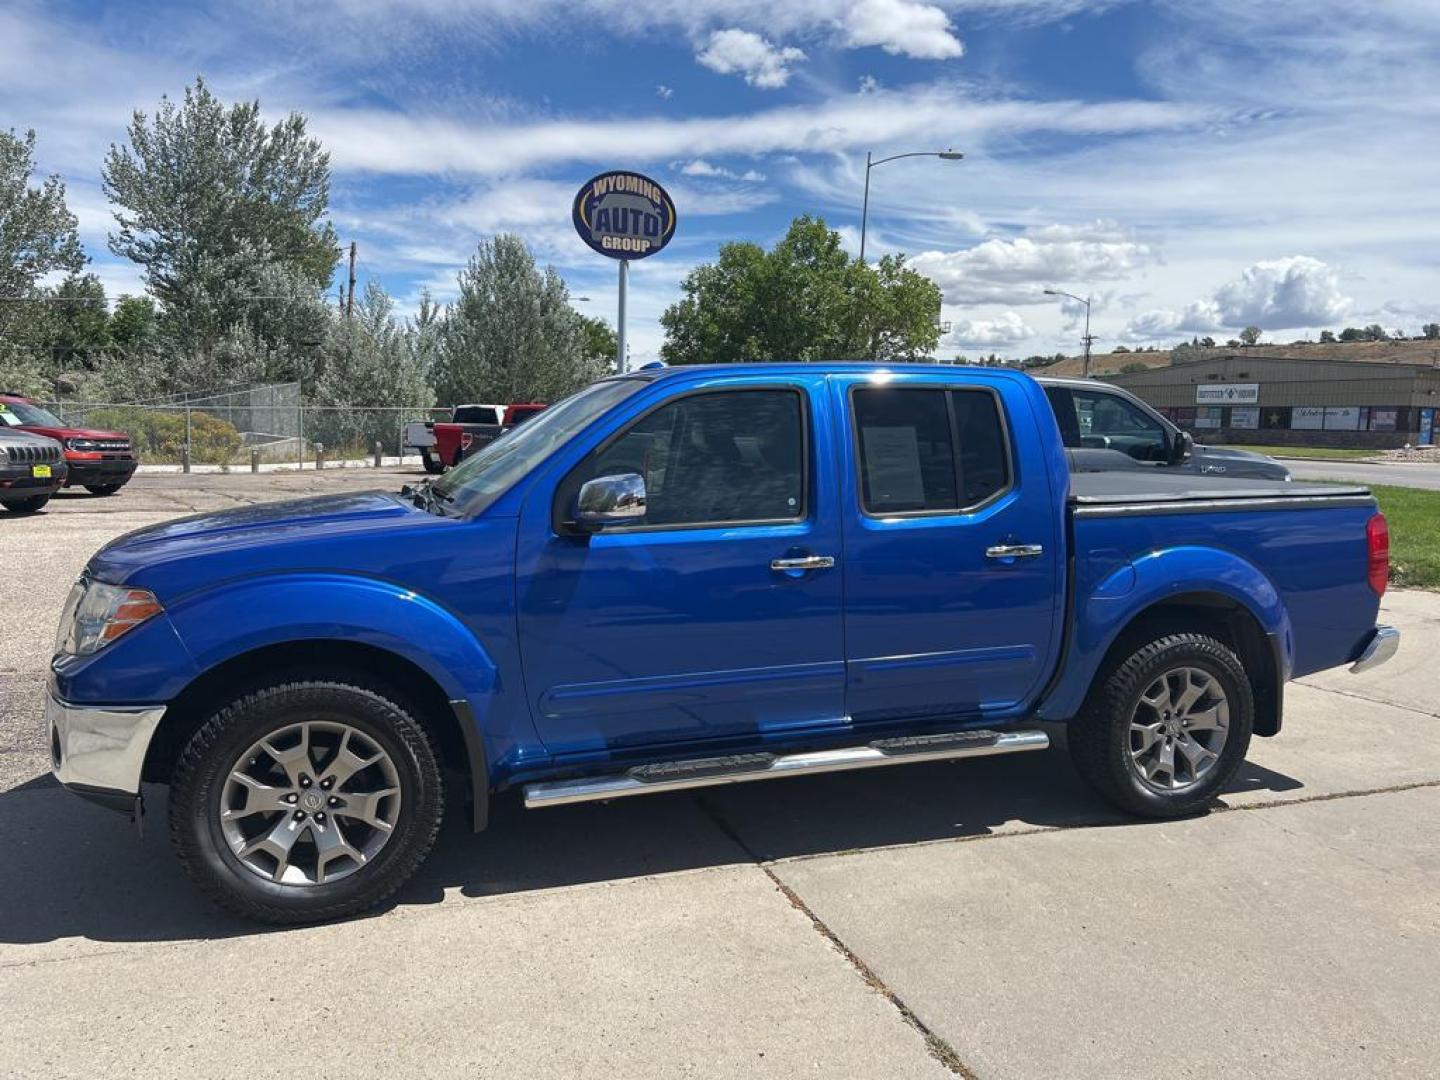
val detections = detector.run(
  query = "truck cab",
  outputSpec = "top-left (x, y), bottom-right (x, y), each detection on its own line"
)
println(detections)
top-left (48, 364), bottom-right (1395, 924)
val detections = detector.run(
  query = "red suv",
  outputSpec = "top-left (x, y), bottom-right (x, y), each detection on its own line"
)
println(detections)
top-left (0, 394), bottom-right (138, 496)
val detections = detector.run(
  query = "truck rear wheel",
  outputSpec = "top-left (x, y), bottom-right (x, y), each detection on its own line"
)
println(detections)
top-left (1068, 632), bottom-right (1253, 818)
top-left (169, 680), bottom-right (444, 924)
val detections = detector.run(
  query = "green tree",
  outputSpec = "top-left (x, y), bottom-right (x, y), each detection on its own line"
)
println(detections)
top-left (102, 77), bottom-right (338, 354)
top-left (44, 274), bottom-right (111, 369)
top-left (1422, 323), bottom-right (1440, 340)
top-left (0, 129), bottom-right (85, 313)
top-left (659, 215), bottom-right (942, 365)
top-left (1199, 336), bottom-right (1216, 347)
top-left (109, 295), bottom-right (157, 350)
top-left (309, 281), bottom-right (433, 450)
top-left (1238, 326), bottom-right (1262, 346)
top-left (1318, 329), bottom-right (1336, 343)
top-left (579, 314), bottom-right (618, 369)
top-left (434, 234), bottom-right (604, 404)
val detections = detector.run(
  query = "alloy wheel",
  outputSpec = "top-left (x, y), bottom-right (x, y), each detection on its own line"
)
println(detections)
top-left (1127, 666), bottom-right (1230, 792)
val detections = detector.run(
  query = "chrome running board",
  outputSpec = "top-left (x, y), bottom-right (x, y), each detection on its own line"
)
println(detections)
top-left (523, 728), bottom-right (1049, 809)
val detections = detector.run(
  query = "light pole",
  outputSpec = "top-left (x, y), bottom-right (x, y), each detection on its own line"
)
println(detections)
top-left (860, 149), bottom-right (964, 264)
top-left (1044, 288), bottom-right (1094, 378)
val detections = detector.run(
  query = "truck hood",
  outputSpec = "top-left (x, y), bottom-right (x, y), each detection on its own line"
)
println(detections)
top-left (21, 425), bottom-right (129, 441)
top-left (88, 491), bottom-right (436, 586)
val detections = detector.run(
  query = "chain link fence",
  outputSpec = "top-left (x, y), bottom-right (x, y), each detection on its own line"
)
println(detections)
top-left (41, 383), bottom-right (449, 468)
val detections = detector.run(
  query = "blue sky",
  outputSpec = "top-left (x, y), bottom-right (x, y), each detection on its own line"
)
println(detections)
top-left (5, 0), bottom-right (1439, 363)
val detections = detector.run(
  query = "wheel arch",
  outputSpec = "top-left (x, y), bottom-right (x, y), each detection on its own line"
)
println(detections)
top-left (143, 639), bottom-right (490, 829)
top-left (1084, 591), bottom-right (1284, 738)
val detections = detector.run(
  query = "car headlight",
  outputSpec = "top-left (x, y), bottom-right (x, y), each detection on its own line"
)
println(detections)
top-left (56, 579), bottom-right (164, 657)
top-left (66, 438), bottom-right (98, 452)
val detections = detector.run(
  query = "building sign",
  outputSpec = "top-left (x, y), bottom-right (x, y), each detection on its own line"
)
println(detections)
top-left (1196, 382), bottom-right (1259, 405)
top-left (1260, 407), bottom-right (1291, 430)
top-left (1230, 406), bottom-right (1260, 430)
top-left (1421, 408), bottom-right (1435, 446)
top-left (1292, 406), bottom-right (1326, 430)
top-left (1323, 406), bottom-right (1362, 431)
top-left (1194, 406), bottom-right (1223, 429)
top-left (572, 171), bottom-right (677, 259)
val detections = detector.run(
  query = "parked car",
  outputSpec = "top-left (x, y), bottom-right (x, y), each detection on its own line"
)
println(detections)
top-left (1037, 377), bottom-right (1291, 481)
top-left (48, 363), bottom-right (1395, 924)
top-left (0, 428), bottom-right (67, 513)
top-left (0, 393), bottom-right (138, 495)
top-left (429, 401), bottom-right (548, 470)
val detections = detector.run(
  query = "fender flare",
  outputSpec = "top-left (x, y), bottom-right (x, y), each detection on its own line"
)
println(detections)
top-left (165, 572), bottom-right (499, 704)
top-left (1040, 545), bottom-right (1291, 722)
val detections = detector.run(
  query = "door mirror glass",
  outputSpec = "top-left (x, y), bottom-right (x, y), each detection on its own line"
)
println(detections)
top-left (576, 473), bottom-right (647, 527)
top-left (1172, 429), bottom-right (1195, 464)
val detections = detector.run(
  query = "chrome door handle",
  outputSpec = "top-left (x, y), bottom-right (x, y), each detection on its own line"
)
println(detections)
top-left (770, 555), bottom-right (836, 572)
top-left (985, 543), bottom-right (1044, 560)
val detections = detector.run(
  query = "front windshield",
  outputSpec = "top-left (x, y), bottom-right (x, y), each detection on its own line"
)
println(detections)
top-left (0, 400), bottom-right (65, 428)
top-left (433, 378), bottom-right (648, 515)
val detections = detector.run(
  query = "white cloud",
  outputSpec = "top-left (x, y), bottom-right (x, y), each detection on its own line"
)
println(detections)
top-left (909, 220), bottom-right (1156, 306)
top-left (947, 310), bottom-right (1036, 347)
top-left (841, 0), bottom-right (965, 59)
top-left (696, 29), bottom-right (807, 89)
top-left (858, 74), bottom-right (881, 94)
top-left (679, 159), bottom-right (766, 181)
top-left (656, 84), bottom-right (674, 100)
top-left (1124, 255), bottom-right (1352, 339)
top-left (309, 92), bottom-right (1219, 177)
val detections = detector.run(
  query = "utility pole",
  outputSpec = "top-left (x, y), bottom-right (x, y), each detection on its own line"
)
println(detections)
top-left (1082, 299), bottom-right (1095, 379)
top-left (345, 241), bottom-right (357, 321)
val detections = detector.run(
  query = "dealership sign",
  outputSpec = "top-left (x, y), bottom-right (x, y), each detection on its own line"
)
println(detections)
top-left (572, 171), bottom-right (677, 259)
top-left (1195, 383), bottom-right (1259, 405)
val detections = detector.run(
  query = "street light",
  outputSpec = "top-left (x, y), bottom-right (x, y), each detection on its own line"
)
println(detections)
top-left (860, 149), bottom-right (964, 264)
top-left (1044, 288), bottom-right (1095, 378)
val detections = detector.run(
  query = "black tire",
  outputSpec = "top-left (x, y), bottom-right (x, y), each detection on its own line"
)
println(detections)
top-left (421, 450), bottom-right (444, 475)
top-left (1, 494), bottom-right (49, 514)
top-left (170, 680), bottom-right (444, 924)
top-left (85, 484), bottom-right (121, 496)
top-left (1068, 632), bottom-right (1253, 818)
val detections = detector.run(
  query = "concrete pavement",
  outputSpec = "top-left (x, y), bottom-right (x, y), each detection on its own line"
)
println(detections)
top-left (2, 469), bottom-right (1438, 1078)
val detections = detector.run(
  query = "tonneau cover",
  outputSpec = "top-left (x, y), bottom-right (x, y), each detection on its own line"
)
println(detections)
top-left (1069, 470), bottom-right (1370, 505)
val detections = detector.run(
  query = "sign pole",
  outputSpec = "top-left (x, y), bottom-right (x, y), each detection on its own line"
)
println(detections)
top-left (617, 258), bottom-right (629, 373)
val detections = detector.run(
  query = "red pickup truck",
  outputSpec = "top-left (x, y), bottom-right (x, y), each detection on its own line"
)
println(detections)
top-left (425, 402), bottom-right (547, 471)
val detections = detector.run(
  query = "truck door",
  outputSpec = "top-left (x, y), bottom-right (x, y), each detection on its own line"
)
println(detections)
top-left (836, 374), bottom-right (1062, 723)
top-left (515, 376), bottom-right (847, 754)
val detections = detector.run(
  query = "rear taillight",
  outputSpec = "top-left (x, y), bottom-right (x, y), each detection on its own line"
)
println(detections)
top-left (1366, 512), bottom-right (1389, 596)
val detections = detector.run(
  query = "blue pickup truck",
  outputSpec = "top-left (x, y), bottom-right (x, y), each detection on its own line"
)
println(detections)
top-left (48, 364), bottom-right (1398, 923)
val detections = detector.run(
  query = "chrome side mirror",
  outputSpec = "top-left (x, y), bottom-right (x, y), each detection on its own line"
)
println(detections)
top-left (1172, 430), bottom-right (1194, 464)
top-left (575, 473), bottom-right (646, 528)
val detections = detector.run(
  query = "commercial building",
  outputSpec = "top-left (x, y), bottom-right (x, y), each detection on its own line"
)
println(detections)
top-left (1106, 353), bottom-right (1440, 448)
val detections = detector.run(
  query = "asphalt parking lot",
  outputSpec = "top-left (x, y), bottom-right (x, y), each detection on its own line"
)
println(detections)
top-left (2, 467), bottom-right (1438, 1079)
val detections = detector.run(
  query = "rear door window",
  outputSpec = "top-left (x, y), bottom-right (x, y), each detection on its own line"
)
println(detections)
top-left (853, 387), bottom-right (1010, 514)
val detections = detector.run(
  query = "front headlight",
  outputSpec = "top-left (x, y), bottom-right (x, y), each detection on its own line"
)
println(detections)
top-left (66, 438), bottom-right (98, 452)
top-left (57, 580), bottom-right (164, 656)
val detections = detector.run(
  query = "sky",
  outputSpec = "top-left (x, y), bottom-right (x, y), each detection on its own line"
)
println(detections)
top-left (4, 0), bottom-right (1439, 365)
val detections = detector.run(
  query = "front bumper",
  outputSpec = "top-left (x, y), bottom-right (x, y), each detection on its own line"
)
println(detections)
top-left (63, 457), bottom-right (137, 487)
top-left (47, 689), bottom-right (165, 814)
top-left (0, 463), bottom-right (66, 499)
top-left (1350, 625), bottom-right (1400, 674)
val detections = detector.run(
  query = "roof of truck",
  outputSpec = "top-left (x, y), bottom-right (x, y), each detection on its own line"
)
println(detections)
top-left (617, 362), bottom-right (1031, 382)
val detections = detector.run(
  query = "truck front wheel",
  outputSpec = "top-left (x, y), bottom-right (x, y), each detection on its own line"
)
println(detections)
top-left (1068, 632), bottom-right (1253, 818)
top-left (169, 680), bottom-right (444, 924)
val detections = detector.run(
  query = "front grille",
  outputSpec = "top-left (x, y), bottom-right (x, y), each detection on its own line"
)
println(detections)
top-left (5, 443), bottom-right (62, 464)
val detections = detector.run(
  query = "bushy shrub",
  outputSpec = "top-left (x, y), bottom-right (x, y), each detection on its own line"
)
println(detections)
top-left (84, 407), bottom-right (243, 465)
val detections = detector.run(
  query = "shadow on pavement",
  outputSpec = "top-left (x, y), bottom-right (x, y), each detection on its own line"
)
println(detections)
top-left (0, 736), bottom-right (1303, 946)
